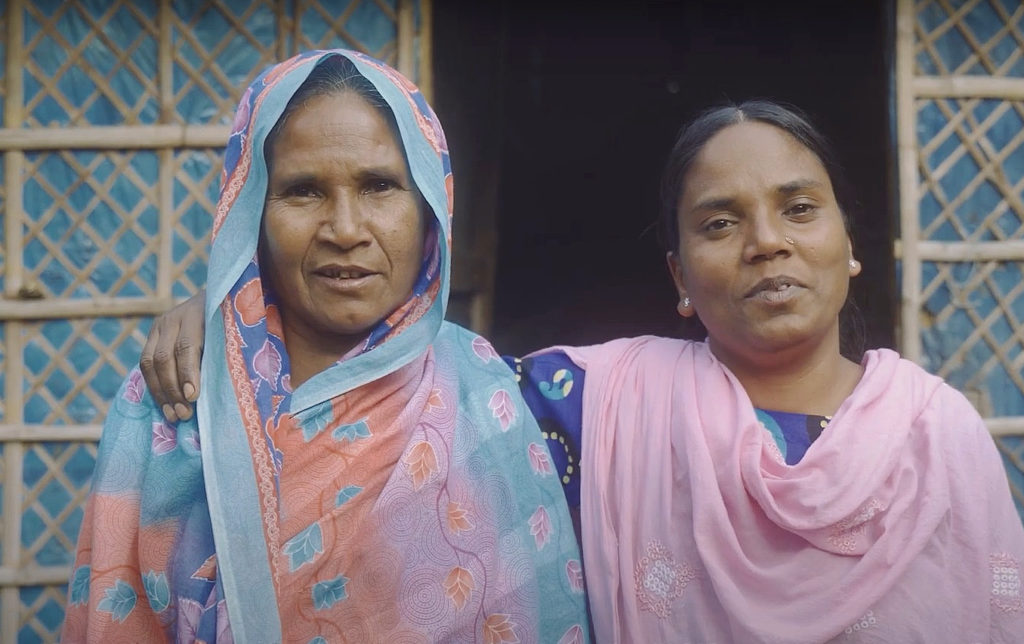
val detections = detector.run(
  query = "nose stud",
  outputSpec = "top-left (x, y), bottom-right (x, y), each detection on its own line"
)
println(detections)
top-left (784, 236), bottom-right (795, 245)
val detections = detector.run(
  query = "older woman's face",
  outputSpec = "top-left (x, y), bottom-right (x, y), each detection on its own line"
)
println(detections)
top-left (261, 90), bottom-right (423, 356)
top-left (668, 121), bottom-right (859, 368)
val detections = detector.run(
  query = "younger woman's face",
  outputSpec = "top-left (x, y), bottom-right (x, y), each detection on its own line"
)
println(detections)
top-left (668, 121), bottom-right (860, 369)
top-left (260, 90), bottom-right (424, 357)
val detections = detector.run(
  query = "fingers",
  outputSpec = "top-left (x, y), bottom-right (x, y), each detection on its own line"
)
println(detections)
top-left (140, 324), bottom-right (170, 415)
top-left (140, 294), bottom-right (205, 422)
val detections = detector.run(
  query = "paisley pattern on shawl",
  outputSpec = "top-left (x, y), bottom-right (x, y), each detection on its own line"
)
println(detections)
top-left (63, 50), bottom-right (588, 643)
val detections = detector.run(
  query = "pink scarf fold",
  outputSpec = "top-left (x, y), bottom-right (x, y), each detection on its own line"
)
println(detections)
top-left (569, 337), bottom-right (1024, 643)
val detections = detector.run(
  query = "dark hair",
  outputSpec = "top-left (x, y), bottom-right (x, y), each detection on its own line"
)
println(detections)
top-left (658, 100), bottom-right (865, 358)
top-left (658, 100), bottom-right (854, 254)
top-left (263, 56), bottom-right (400, 167)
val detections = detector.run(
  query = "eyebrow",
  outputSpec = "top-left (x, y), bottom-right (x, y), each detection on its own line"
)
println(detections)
top-left (689, 178), bottom-right (826, 213)
top-left (777, 179), bottom-right (826, 195)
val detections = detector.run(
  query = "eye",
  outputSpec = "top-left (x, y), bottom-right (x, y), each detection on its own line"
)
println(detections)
top-left (784, 202), bottom-right (816, 218)
top-left (281, 182), bottom-right (321, 199)
top-left (364, 178), bottom-right (398, 194)
top-left (702, 217), bottom-right (735, 232)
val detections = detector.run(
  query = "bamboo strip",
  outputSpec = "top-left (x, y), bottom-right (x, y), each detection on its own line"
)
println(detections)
top-left (396, 0), bottom-right (415, 79)
top-left (419, 0), bottom-right (433, 101)
top-left (0, 565), bottom-right (71, 587)
top-left (987, 417), bottom-right (1024, 436)
top-left (915, 76), bottom-right (1024, 99)
top-left (3, 3), bottom-right (27, 635)
top-left (0, 124), bottom-right (230, 150)
top-left (0, 425), bottom-right (103, 442)
top-left (0, 296), bottom-right (189, 320)
top-left (893, 239), bottom-right (1024, 261)
top-left (158, 2), bottom-right (174, 303)
top-left (897, 0), bottom-right (922, 361)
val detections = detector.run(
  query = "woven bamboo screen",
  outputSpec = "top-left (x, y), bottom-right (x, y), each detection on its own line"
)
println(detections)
top-left (895, 0), bottom-right (1024, 518)
top-left (0, 1), bottom-right (430, 641)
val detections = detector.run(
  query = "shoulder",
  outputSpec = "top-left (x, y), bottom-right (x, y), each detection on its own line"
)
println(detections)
top-left (533, 335), bottom-right (699, 372)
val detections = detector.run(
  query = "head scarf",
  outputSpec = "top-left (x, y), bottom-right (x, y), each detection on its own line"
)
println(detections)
top-left (64, 50), bottom-right (588, 643)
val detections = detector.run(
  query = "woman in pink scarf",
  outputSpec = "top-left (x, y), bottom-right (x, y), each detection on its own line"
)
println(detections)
top-left (140, 100), bottom-right (1024, 642)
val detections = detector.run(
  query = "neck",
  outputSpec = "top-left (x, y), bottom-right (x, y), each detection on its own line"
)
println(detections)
top-left (709, 328), bottom-right (864, 417)
top-left (283, 325), bottom-right (362, 390)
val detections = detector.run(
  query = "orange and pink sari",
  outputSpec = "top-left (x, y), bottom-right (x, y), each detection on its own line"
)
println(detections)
top-left (63, 50), bottom-right (588, 643)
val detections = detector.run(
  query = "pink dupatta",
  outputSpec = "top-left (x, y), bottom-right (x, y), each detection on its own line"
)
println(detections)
top-left (568, 336), bottom-right (1024, 643)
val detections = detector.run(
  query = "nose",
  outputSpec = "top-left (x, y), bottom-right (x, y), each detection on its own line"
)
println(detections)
top-left (318, 191), bottom-right (371, 248)
top-left (742, 210), bottom-right (791, 263)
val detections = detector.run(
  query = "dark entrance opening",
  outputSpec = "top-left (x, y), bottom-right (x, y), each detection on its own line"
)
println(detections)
top-left (434, 0), bottom-right (894, 357)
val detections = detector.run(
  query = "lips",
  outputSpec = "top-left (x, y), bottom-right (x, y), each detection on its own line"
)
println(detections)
top-left (745, 275), bottom-right (805, 299)
top-left (313, 264), bottom-right (375, 280)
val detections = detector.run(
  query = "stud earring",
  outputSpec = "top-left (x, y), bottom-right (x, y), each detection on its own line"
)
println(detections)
top-left (677, 297), bottom-right (691, 317)
top-left (849, 259), bottom-right (858, 269)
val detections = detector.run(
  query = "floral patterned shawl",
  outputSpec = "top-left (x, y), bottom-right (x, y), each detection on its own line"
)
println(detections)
top-left (63, 50), bottom-right (589, 643)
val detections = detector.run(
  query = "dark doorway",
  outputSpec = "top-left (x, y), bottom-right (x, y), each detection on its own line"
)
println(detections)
top-left (433, 1), bottom-right (895, 357)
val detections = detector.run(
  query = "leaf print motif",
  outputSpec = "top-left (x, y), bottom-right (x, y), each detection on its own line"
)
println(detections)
top-left (566, 560), bottom-right (585, 593)
top-left (152, 421), bottom-right (177, 455)
top-left (528, 506), bottom-right (551, 550)
top-left (69, 565), bottom-right (90, 605)
top-left (311, 575), bottom-right (349, 610)
top-left (265, 303), bottom-right (284, 339)
top-left (447, 502), bottom-right (474, 533)
top-left (300, 400), bottom-right (333, 442)
top-left (216, 599), bottom-right (234, 644)
top-left (253, 340), bottom-right (282, 391)
top-left (282, 524), bottom-right (324, 572)
top-left (527, 443), bottom-right (553, 476)
top-left (426, 387), bottom-right (445, 411)
top-left (472, 336), bottom-right (500, 363)
top-left (443, 566), bottom-right (474, 609)
top-left (483, 614), bottom-right (519, 644)
top-left (97, 579), bottom-right (137, 623)
top-left (177, 597), bottom-right (203, 642)
top-left (558, 625), bottom-right (585, 644)
top-left (234, 278), bottom-right (264, 327)
top-left (332, 419), bottom-right (372, 444)
top-left (123, 370), bottom-right (144, 403)
top-left (335, 485), bottom-right (363, 507)
top-left (488, 390), bottom-right (516, 432)
top-left (142, 570), bottom-right (170, 612)
top-left (192, 554), bottom-right (217, 581)
top-left (184, 431), bottom-right (200, 452)
top-left (404, 441), bottom-right (438, 490)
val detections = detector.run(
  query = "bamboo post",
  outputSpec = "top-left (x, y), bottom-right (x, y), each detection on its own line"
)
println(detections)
top-left (2, 0), bottom-right (26, 637)
top-left (896, 0), bottom-right (921, 363)
top-left (418, 0), bottom-right (433, 102)
top-left (396, 0), bottom-right (415, 80)
top-left (158, 0), bottom-right (174, 301)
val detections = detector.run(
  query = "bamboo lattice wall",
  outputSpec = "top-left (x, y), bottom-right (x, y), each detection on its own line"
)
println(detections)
top-left (895, 0), bottom-right (1024, 519)
top-left (0, 1), bottom-right (430, 641)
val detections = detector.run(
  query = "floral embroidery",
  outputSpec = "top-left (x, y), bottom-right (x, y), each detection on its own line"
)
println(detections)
top-left (142, 570), bottom-right (170, 612)
top-left (843, 610), bottom-right (878, 635)
top-left (488, 389), bottom-right (516, 431)
top-left (443, 566), bottom-right (474, 609)
top-left (528, 506), bottom-right (551, 550)
top-left (123, 369), bottom-right (144, 403)
top-left (96, 579), bottom-right (137, 623)
top-left (828, 498), bottom-right (883, 555)
top-left (633, 539), bottom-right (694, 618)
top-left (483, 613), bottom-right (518, 644)
top-left (557, 624), bottom-right (585, 644)
top-left (990, 553), bottom-right (1023, 612)
top-left (311, 575), bottom-right (349, 610)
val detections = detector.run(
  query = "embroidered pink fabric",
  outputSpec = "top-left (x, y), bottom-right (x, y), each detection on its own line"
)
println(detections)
top-left (561, 337), bottom-right (1024, 643)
